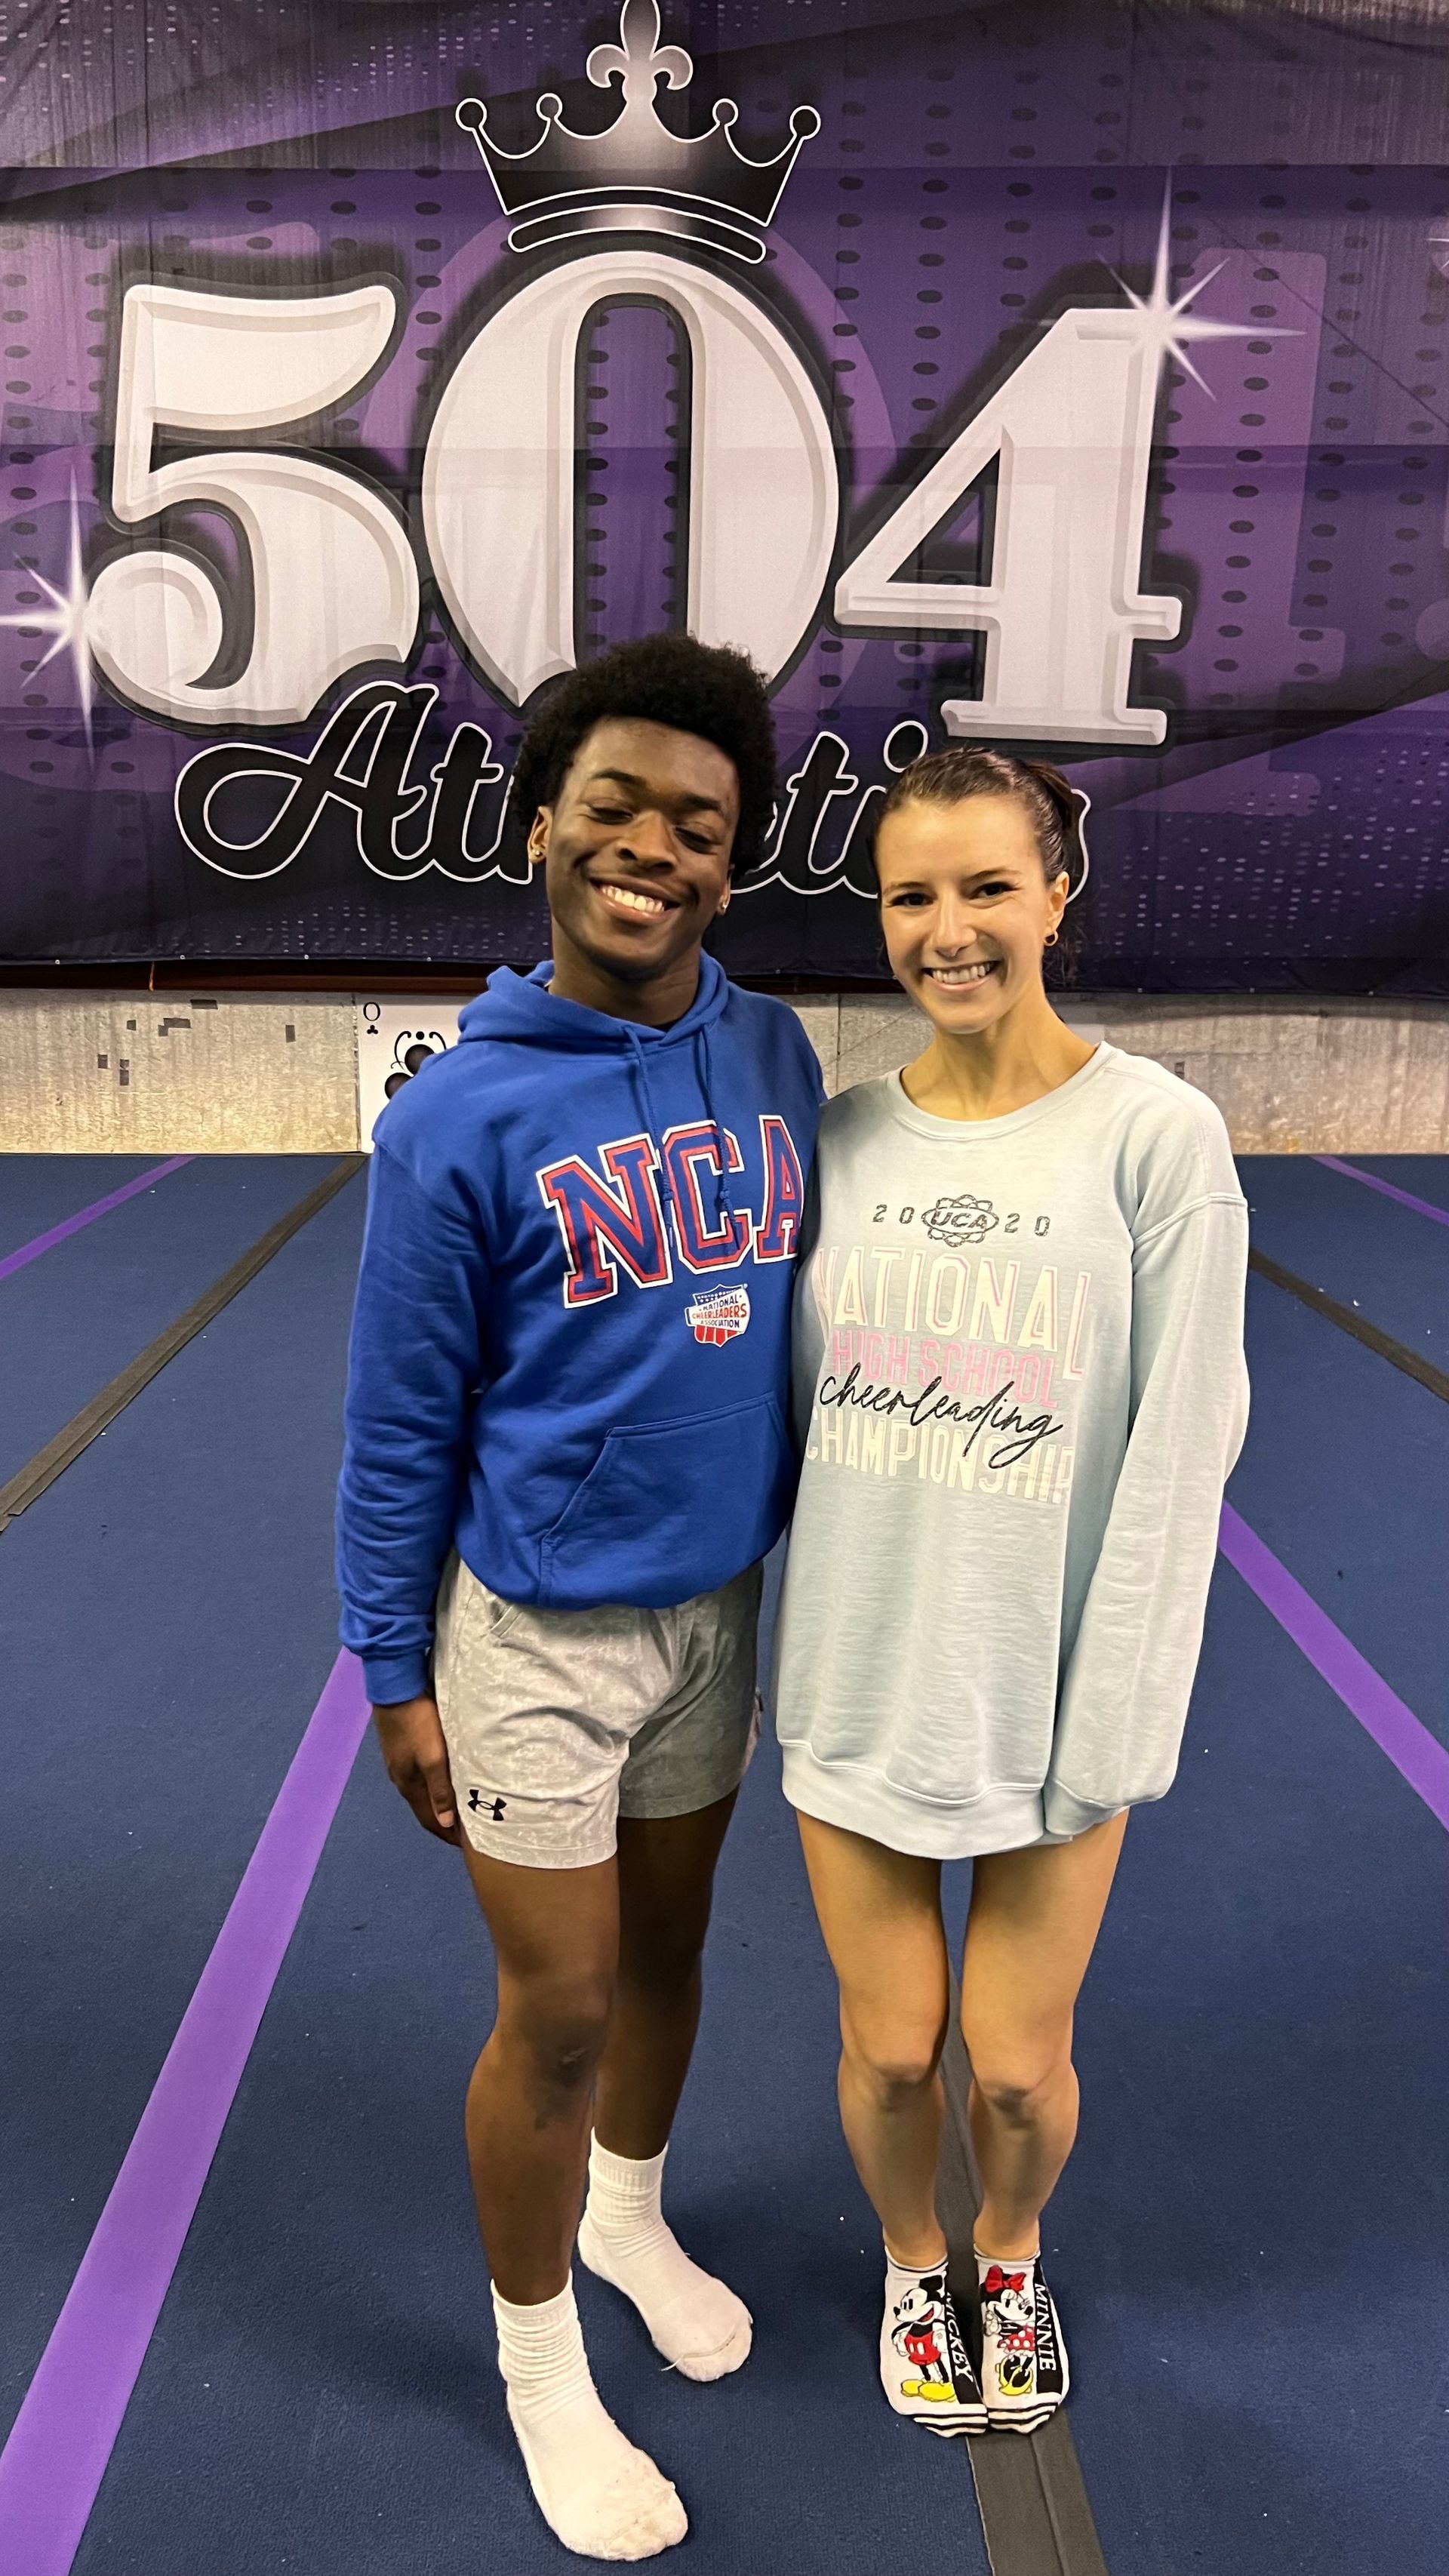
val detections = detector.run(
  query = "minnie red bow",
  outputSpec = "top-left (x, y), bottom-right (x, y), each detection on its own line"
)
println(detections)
top-left (980, 2265), bottom-right (1028, 2298)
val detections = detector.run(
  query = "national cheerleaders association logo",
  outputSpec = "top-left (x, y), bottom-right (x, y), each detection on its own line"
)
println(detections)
top-left (685, 1285), bottom-right (752, 1346)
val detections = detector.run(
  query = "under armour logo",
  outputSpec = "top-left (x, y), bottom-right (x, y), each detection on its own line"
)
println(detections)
top-left (468, 1790), bottom-right (508, 1820)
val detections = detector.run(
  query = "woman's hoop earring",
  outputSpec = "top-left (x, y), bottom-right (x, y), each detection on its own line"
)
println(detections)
top-left (1044, 928), bottom-right (1060, 947)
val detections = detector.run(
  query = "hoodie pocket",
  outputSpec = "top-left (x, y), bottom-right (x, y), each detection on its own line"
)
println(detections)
top-left (540, 1396), bottom-right (791, 1608)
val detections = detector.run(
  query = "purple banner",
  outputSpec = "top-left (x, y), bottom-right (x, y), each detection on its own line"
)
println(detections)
top-left (3, 1), bottom-right (1449, 987)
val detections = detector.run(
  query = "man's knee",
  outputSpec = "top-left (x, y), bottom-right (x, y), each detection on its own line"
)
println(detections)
top-left (502, 1970), bottom-right (614, 2097)
top-left (617, 1916), bottom-right (708, 1997)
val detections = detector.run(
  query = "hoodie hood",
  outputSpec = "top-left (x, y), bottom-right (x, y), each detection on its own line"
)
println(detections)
top-left (458, 953), bottom-right (731, 1054)
top-left (460, 955), bottom-right (739, 1229)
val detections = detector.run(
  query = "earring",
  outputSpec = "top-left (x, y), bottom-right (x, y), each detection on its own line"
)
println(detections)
top-left (1044, 928), bottom-right (1060, 946)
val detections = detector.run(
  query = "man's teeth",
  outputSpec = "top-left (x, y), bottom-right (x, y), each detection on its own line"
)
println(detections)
top-left (928, 961), bottom-right (997, 986)
top-left (600, 882), bottom-right (666, 917)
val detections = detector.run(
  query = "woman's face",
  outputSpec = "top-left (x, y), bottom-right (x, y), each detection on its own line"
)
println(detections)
top-left (875, 792), bottom-right (1069, 1039)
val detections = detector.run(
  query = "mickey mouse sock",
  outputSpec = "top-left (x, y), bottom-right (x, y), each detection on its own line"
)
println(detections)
top-left (880, 2246), bottom-right (986, 2432)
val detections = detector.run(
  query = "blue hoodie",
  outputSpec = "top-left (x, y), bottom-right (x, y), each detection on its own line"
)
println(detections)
top-left (337, 956), bottom-right (823, 1705)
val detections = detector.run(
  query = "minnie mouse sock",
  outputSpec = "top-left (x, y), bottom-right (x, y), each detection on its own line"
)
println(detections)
top-left (880, 2248), bottom-right (986, 2433)
top-left (975, 2246), bottom-right (1069, 2433)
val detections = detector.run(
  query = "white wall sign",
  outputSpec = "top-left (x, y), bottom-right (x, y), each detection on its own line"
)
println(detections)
top-left (355, 996), bottom-right (464, 1149)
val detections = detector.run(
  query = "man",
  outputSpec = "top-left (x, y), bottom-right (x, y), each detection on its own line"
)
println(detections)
top-left (337, 633), bottom-right (821, 2562)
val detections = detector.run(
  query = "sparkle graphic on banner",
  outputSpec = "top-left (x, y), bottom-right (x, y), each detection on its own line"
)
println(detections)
top-left (1114, 189), bottom-right (1294, 395)
top-left (0, 478), bottom-right (95, 747)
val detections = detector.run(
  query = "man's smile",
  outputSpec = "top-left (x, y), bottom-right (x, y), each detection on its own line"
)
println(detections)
top-left (592, 877), bottom-right (678, 921)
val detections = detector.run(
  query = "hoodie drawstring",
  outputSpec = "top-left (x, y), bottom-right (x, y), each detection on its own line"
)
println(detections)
top-left (625, 1027), bottom-right (687, 1243)
top-left (697, 1024), bottom-right (744, 1236)
top-left (624, 1022), bottom-right (743, 1250)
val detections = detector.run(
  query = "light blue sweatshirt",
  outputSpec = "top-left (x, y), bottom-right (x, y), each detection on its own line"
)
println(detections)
top-left (773, 1045), bottom-right (1249, 1856)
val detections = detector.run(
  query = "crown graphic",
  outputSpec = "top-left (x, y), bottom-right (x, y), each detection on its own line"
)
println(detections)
top-left (456, 0), bottom-right (820, 263)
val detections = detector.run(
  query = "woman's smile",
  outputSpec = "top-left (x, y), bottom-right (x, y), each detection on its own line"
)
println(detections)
top-left (923, 959), bottom-right (1001, 989)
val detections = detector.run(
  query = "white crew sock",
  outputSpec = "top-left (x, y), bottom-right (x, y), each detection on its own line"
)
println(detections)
top-left (578, 2135), bottom-right (752, 2383)
top-left (492, 2278), bottom-right (688, 2561)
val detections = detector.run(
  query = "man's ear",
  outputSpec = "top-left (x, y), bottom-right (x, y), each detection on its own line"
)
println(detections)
top-left (528, 806), bottom-right (551, 871)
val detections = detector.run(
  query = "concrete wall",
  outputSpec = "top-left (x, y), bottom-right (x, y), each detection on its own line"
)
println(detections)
top-left (821, 993), bottom-right (1449, 1153)
top-left (0, 989), bottom-right (358, 1154)
top-left (3, 986), bottom-right (1449, 1155)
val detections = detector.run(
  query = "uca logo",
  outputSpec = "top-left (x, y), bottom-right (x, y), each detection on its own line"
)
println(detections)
top-left (921, 1194), bottom-right (998, 1249)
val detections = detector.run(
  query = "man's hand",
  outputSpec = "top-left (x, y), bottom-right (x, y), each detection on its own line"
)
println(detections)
top-left (372, 1694), bottom-right (460, 1843)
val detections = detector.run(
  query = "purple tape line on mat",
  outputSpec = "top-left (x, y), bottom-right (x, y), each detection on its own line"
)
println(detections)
top-left (0, 1651), bottom-right (371, 2576)
top-left (1314, 1155), bottom-right (1449, 1231)
top-left (1220, 1504), bottom-right (1449, 1833)
top-left (0, 1158), bottom-right (194, 1282)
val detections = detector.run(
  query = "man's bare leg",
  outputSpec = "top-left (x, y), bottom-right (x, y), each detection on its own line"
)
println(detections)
top-left (593, 1791), bottom-right (737, 2156)
top-left (460, 1843), bottom-right (617, 2299)
top-left (460, 1842), bottom-right (686, 2562)
top-left (580, 1795), bottom-right (752, 2379)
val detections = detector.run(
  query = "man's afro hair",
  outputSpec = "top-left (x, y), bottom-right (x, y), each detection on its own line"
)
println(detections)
top-left (511, 632), bottom-right (777, 873)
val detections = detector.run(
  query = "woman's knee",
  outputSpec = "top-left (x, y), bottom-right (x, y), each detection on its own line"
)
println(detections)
top-left (841, 2008), bottom-right (946, 2105)
top-left (966, 2037), bottom-right (1072, 2125)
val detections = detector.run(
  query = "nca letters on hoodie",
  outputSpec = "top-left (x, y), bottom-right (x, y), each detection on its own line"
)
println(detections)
top-left (537, 1113), bottom-right (806, 1306)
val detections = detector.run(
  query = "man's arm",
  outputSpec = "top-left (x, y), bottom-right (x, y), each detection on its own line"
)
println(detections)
top-left (372, 1693), bottom-right (460, 1843)
top-left (337, 1140), bottom-right (491, 1727)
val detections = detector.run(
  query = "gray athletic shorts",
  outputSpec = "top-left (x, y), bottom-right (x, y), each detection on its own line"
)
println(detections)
top-left (433, 1553), bottom-right (764, 1870)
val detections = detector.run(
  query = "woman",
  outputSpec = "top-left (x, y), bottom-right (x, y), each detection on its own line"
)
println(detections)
top-left (772, 744), bottom-right (1248, 2435)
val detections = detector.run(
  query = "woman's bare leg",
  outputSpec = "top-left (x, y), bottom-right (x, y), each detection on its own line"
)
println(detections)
top-left (960, 1812), bottom-right (1128, 2260)
top-left (796, 1813), bottom-right (949, 2264)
